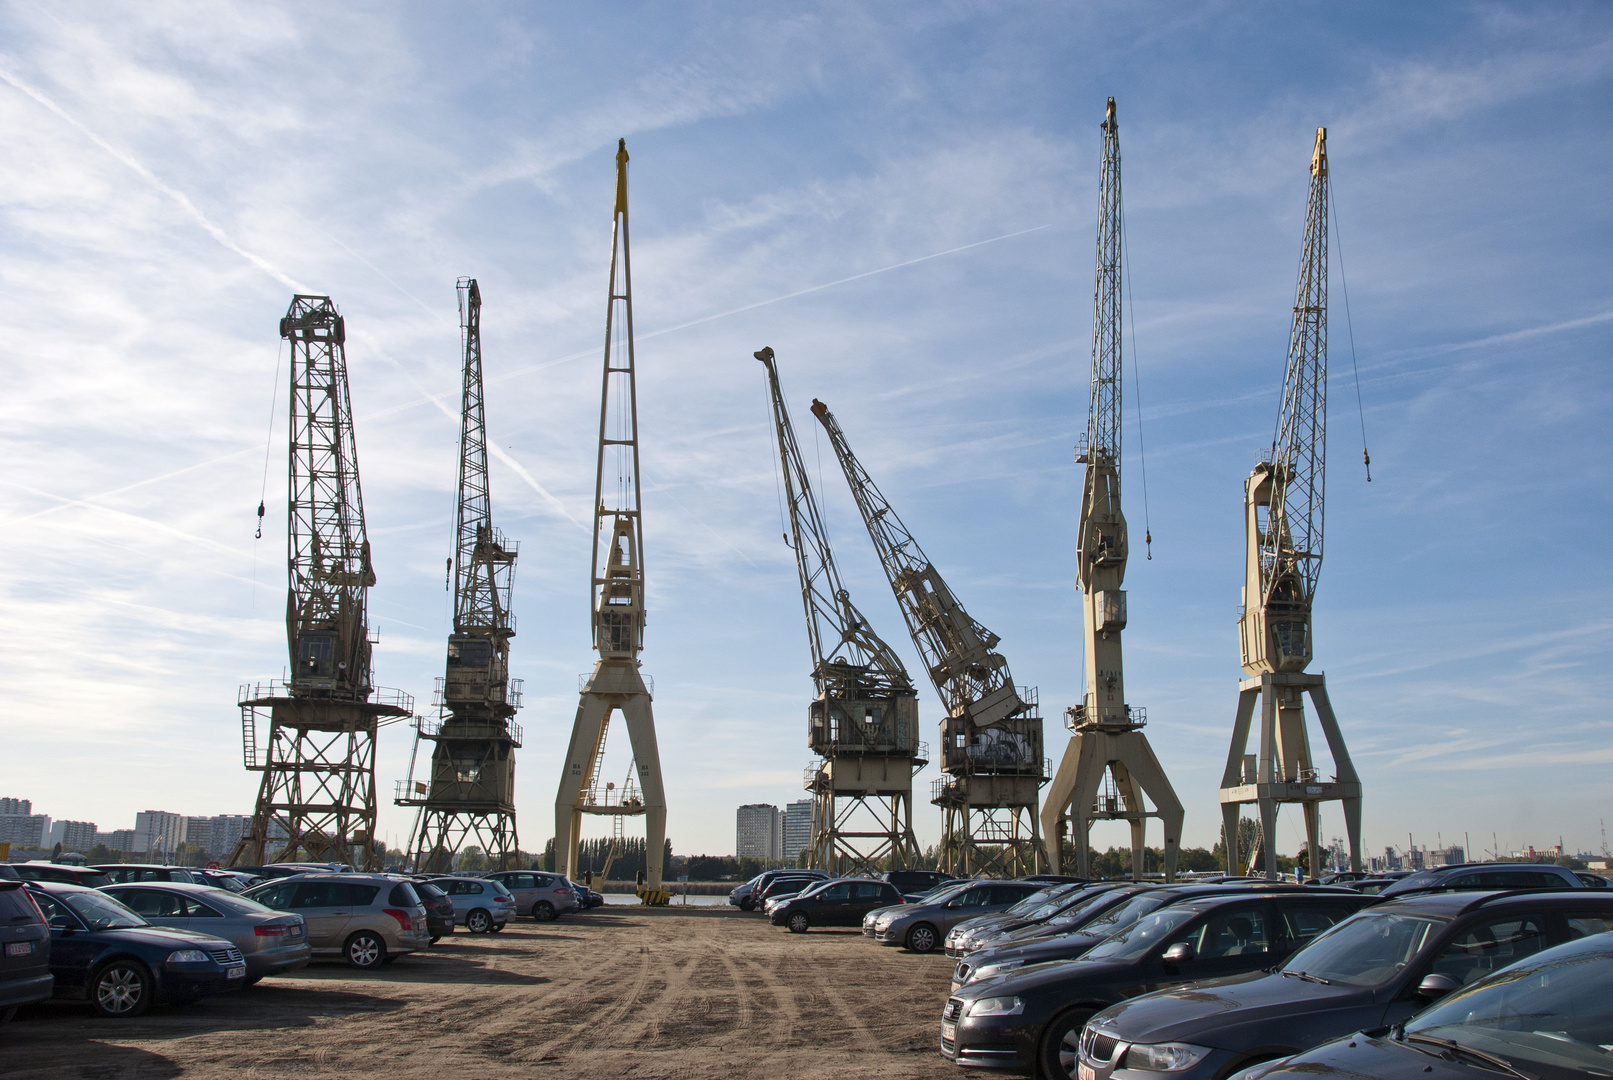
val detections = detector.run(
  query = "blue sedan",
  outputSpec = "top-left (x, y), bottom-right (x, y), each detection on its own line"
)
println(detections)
top-left (26, 882), bottom-right (247, 1017)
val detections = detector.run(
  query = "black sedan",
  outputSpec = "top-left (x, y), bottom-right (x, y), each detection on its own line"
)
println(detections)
top-left (771, 878), bottom-right (903, 933)
top-left (1238, 928), bottom-right (1613, 1080)
top-left (1078, 889), bottom-right (1613, 1080)
top-left (942, 888), bottom-right (1374, 1077)
top-left (26, 882), bottom-right (247, 1017)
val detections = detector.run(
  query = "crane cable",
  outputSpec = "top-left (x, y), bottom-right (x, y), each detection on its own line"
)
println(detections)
top-left (1117, 212), bottom-right (1154, 559)
top-left (256, 337), bottom-right (283, 539)
top-left (1329, 185), bottom-right (1372, 482)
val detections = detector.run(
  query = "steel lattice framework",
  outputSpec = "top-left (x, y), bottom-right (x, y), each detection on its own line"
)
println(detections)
top-left (1086, 98), bottom-right (1124, 471)
top-left (810, 399), bottom-right (1044, 877)
top-left (757, 347), bottom-right (922, 874)
top-left (555, 140), bottom-right (668, 898)
top-left (398, 278), bottom-right (523, 873)
top-left (234, 295), bottom-right (410, 871)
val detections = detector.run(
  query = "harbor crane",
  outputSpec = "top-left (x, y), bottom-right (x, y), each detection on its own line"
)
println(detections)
top-left (811, 400), bottom-right (1046, 877)
top-left (1042, 99), bottom-right (1184, 882)
top-left (396, 278), bottom-right (523, 873)
top-left (233, 295), bottom-right (411, 870)
top-left (756, 347), bottom-right (925, 874)
top-left (555, 140), bottom-right (669, 900)
top-left (1220, 128), bottom-right (1364, 881)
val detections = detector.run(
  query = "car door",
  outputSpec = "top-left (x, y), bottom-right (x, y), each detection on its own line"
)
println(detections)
top-left (289, 879), bottom-right (349, 947)
top-left (29, 892), bottom-right (98, 992)
top-left (849, 882), bottom-right (889, 923)
top-left (503, 873), bottom-right (538, 911)
top-left (1144, 902), bottom-right (1277, 993)
top-left (814, 882), bottom-right (852, 924)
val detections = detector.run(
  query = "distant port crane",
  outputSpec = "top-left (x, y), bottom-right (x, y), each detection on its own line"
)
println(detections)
top-left (1219, 128), bottom-right (1364, 880)
top-left (396, 278), bottom-right (523, 873)
top-left (233, 295), bottom-right (411, 870)
top-left (1041, 98), bottom-right (1184, 882)
top-left (756, 346), bottom-right (925, 874)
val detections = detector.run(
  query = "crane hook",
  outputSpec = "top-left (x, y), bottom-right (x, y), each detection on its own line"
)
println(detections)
top-left (445, 557), bottom-right (452, 592)
top-left (255, 500), bottom-right (265, 539)
top-left (1363, 447), bottom-right (1372, 483)
top-left (1144, 529), bottom-right (1152, 561)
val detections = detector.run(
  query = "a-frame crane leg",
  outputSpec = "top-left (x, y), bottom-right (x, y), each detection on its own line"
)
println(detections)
top-left (555, 690), bottom-right (612, 881)
top-left (1043, 730), bottom-right (1182, 880)
top-left (1309, 681), bottom-right (1364, 873)
top-left (619, 690), bottom-right (666, 887)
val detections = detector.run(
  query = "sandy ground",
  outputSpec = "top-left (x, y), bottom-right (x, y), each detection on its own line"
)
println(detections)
top-left (4, 906), bottom-right (962, 1079)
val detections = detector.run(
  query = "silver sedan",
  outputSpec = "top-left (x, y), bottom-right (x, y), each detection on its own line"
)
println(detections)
top-left (101, 881), bottom-right (311, 983)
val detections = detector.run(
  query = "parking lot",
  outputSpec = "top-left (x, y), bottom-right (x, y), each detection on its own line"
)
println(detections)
top-left (4, 906), bottom-right (955, 1080)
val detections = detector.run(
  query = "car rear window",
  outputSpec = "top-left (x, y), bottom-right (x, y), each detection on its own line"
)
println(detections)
top-left (0, 886), bottom-right (40, 922)
top-left (388, 883), bottom-right (420, 907)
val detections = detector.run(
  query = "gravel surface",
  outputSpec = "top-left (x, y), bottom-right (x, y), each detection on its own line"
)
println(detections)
top-left (3, 906), bottom-right (959, 1079)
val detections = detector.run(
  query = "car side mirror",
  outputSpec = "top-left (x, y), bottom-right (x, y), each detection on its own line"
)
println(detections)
top-left (48, 915), bottom-right (75, 932)
top-left (1417, 973), bottom-right (1461, 999)
top-left (945, 900), bottom-right (962, 909)
top-left (1162, 942), bottom-right (1194, 964)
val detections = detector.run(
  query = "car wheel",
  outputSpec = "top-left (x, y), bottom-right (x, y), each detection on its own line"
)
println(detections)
top-left (905, 923), bottom-right (940, 953)
top-left (344, 930), bottom-right (387, 970)
top-left (467, 909), bottom-right (493, 934)
top-left (532, 901), bottom-right (556, 922)
top-left (740, 898), bottom-right (754, 911)
top-left (490, 923), bottom-right (505, 933)
top-left (787, 912), bottom-right (810, 934)
top-left (90, 960), bottom-right (153, 1018)
top-left (429, 935), bottom-right (441, 944)
top-left (1037, 1007), bottom-right (1095, 1080)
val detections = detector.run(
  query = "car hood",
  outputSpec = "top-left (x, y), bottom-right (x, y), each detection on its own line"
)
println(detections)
top-left (959, 954), bottom-right (1137, 999)
top-left (969, 929), bottom-right (1108, 967)
top-left (1242, 1032), bottom-right (1478, 1080)
top-left (1090, 970), bottom-right (1367, 1047)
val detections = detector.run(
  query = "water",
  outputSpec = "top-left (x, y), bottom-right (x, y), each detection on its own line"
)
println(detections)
top-left (602, 892), bottom-right (730, 907)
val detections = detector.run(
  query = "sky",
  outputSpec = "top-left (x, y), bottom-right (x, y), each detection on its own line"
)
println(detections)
top-left (0, 2), bottom-right (1609, 863)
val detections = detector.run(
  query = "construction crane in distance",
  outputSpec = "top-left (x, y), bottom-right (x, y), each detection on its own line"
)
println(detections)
top-left (756, 347), bottom-right (925, 874)
top-left (397, 277), bottom-right (523, 873)
top-left (233, 295), bottom-right (411, 870)
top-left (1042, 98), bottom-right (1183, 882)
top-left (1220, 127), bottom-right (1364, 880)
top-left (554, 139), bottom-right (669, 901)
top-left (811, 399), bottom-right (1046, 877)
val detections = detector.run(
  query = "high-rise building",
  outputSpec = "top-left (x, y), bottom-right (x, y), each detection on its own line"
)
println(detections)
top-left (133, 811), bottom-right (186, 859)
top-left (46, 820), bottom-right (97, 853)
top-left (783, 799), bottom-right (814, 861)
top-left (207, 815), bottom-right (251, 858)
top-left (0, 798), bottom-right (31, 816)
top-left (96, 829), bottom-right (137, 852)
top-left (736, 803), bottom-right (782, 860)
top-left (0, 814), bottom-right (48, 848)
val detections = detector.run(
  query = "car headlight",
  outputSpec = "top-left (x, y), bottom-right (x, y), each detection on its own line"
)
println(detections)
top-left (166, 949), bottom-right (210, 964)
top-left (1124, 1043), bottom-right (1213, 1072)
top-left (967, 996), bottom-right (1023, 1017)
top-left (969, 959), bottom-right (1024, 981)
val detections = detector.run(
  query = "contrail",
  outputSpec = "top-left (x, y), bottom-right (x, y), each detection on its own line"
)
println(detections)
top-left (6, 444), bottom-right (260, 525)
top-left (0, 63), bottom-right (308, 293)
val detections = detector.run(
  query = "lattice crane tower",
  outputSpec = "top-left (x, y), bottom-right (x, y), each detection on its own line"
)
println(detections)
top-left (756, 347), bottom-right (926, 874)
top-left (810, 400), bottom-right (1046, 877)
top-left (233, 295), bottom-right (412, 870)
top-left (1042, 99), bottom-right (1184, 882)
top-left (1220, 128), bottom-right (1363, 881)
top-left (397, 278), bottom-right (523, 873)
top-left (554, 140), bottom-right (668, 898)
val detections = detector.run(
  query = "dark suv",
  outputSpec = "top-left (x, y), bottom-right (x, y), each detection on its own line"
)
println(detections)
top-left (1077, 889), bottom-right (1613, 1080)
top-left (0, 880), bottom-right (51, 1023)
top-left (1377, 862), bottom-right (1583, 899)
top-left (941, 886), bottom-right (1375, 1077)
top-left (770, 878), bottom-right (903, 933)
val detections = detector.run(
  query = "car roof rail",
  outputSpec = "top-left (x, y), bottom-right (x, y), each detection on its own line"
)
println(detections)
top-left (1456, 887), bottom-right (1605, 914)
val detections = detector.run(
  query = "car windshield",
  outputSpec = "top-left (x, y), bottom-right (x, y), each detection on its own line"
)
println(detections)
top-left (1072, 891), bottom-right (1164, 938)
top-left (1083, 906), bottom-right (1202, 962)
top-left (1003, 886), bottom-right (1058, 915)
top-left (1404, 937), bottom-right (1613, 1074)
top-left (1014, 884), bottom-right (1084, 919)
top-left (1048, 888), bottom-right (1126, 927)
top-left (795, 880), bottom-right (833, 899)
top-left (1281, 911), bottom-right (1448, 987)
top-left (921, 881), bottom-right (975, 907)
top-left (63, 890), bottom-right (149, 930)
top-left (1391, 869), bottom-right (1443, 890)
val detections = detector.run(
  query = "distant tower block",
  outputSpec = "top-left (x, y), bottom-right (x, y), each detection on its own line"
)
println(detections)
top-left (756, 347), bottom-right (925, 876)
top-left (812, 399), bottom-right (1047, 879)
top-left (554, 140), bottom-right (668, 898)
top-left (397, 278), bottom-right (523, 873)
top-left (234, 295), bottom-right (411, 871)
top-left (1042, 98), bottom-right (1184, 882)
top-left (1220, 128), bottom-right (1363, 882)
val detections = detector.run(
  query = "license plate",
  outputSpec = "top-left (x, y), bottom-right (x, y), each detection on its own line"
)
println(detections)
top-left (226, 965), bottom-right (246, 979)
top-left (942, 1021), bottom-right (955, 1043)
top-left (1079, 1065), bottom-right (1096, 1080)
top-left (5, 942), bottom-right (31, 957)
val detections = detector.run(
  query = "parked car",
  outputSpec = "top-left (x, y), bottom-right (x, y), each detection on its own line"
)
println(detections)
top-left (99, 881), bottom-right (312, 985)
top-left (1574, 871), bottom-right (1609, 888)
top-left (425, 876), bottom-right (515, 933)
top-left (1376, 862), bottom-right (1584, 899)
top-left (872, 879), bottom-right (1048, 953)
top-left (11, 863), bottom-right (112, 888)
top-left (93, 865), bottom-right (212, 885)
top-left (194, 870), bottom-right (253, 893)
top-left (770, 877), bottom-right (905, 933)
top-left (482, 870), bottom-right (582, 921)
top-left (940, 886), bottom-right (1376, 1077)
top-left (243, 874), bottom-right (429, 969)
top-left (946, 883), bottom-right (1099, 957)
top-left (1235, 925), bottom-right (1613, 1080)
top-left (229, 864), bottom-right (341, 880)
top-left (882, 869), bottom-right (955, 897)
top-left (0, 879), bottom-right (52, 1023)
top-left (410, 880), bottom-right (456, 941)
top-left (25, 881), bottom-right (246, 1017)
top-left (575, 884), bottom-right (605, 909)
top-left (1076, 888), bottom-right (1613, 1080)
top-left (756, 873), bottom-right (830, 914)
top-left (730, 868), bottom-right (831, 911)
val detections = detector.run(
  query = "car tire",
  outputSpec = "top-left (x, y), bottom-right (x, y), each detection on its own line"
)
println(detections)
top-left (467, 909), bottom-right (493, 934)
top-left (490, 923), bottom-right (505, 933)
top-left (344, 930), bottom-right (387, 970)
top-left (532, 901), bottom-right (556, 922)
top-left (90, 959), bottom-right (153, 1018)
top-left (1037, 1007), bottom-right (1096, 1080)
top-left (429, 935), bottom-right (441, 944)
top-left (905, 923), bottom-right (940, 953)
top-left (740, 899), bottom-right (754, 911)
top-left (787, 912), bottom-right (810, 934)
